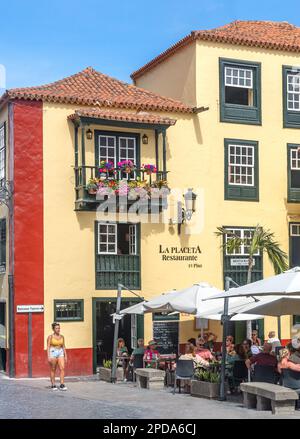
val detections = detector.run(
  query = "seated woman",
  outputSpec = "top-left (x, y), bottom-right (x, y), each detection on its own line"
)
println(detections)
top-left (143, 340), bottom-right (160, 368)
top-left (180, 343), bottom-right (210, 369)
top-left (117, 338), bottom-right (129, 381)
top-left (195, 337), bottom-right (214, 361)
top-left (278, 348), bottom-right (300, 373)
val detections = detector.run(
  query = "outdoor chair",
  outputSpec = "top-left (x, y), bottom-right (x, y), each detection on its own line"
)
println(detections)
top-left (282, 369), bottom-right (300, 394)
top-left (253, 365), bottom-right (277, 384)
top-left (173, 360), bottom-right (194, 394)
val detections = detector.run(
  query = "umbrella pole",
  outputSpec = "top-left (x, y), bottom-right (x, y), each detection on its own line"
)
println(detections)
top-left (277, 316), bottom-right (282, 342)
top-left (219, 277), bottom-right (230, 401)
top-left (111, 283), bottom-right (122, 383)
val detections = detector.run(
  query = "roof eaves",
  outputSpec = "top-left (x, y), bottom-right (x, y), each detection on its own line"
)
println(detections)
top-left (131, 32), bottom-right (196, 81)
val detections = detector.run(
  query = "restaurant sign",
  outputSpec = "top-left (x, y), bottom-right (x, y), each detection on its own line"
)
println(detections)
top-left (230, 258), bottom-right (255, 267)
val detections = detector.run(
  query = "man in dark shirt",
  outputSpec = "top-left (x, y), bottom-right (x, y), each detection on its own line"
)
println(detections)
top-left (246, 342), bottom-right (277, 369)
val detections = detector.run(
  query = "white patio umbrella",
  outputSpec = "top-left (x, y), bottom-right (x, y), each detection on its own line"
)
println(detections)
top-left (203, 267), bottom-right (300, 300)
top-left (234, 295), bottom-right (300, 317)
top-left (196, 295), bottom-right (263, 321)
top-left (119, 301), bottom-right (146, 315)
top-left (120, 283), bottom-right (261, 319)
top-left (121, 283), bottom-right (222, 315)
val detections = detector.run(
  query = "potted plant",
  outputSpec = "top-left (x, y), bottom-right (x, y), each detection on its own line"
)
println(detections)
top-left (142, 164), bottom-right (157, 175)
top-left (117, 160), bottom-right (136, 174)
top-left (87, 178), bottom-right (99, 195)
top-left (98, 359), bottom-right (124, 382)
top-left (190, 366), bottom-right (221, 399)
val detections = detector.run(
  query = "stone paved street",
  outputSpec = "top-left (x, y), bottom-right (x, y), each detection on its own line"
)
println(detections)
top-left (1, 373), bottom-right (300, 419)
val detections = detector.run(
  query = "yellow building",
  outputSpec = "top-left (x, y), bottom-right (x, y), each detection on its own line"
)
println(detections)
top-left (0, 20), bottom-right (300, 377)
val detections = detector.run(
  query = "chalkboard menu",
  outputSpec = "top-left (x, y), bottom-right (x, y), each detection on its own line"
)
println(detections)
top-left (153, 321), bottom-right (179, 355)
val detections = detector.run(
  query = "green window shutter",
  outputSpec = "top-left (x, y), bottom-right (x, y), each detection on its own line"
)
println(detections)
top-left (283, 66), bottom-right (300, 128)
top-left (287, 144), bottom-right (300, 202)
top-left (224, 139), bottom-right (259, 201)
top-left (219, 58), bottom-right (262, 125)
top-left (94, 221), bottom-right (141, 290)
top-left (0, 218), bottom-right (6, 272)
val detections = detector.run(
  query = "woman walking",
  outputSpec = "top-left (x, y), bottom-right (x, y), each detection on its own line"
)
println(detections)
top-left (47, 322), bottom-right (67, 391)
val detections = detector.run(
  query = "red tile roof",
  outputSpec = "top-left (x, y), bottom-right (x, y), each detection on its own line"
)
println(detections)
top-left (0, 67), bottom-right (192, 113)
top-left (131, 20), bottom-right (300, 80)
top-left (68, 108), bottom-right (177, 125)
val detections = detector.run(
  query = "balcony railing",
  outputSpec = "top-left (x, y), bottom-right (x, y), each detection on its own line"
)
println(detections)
top-left (95, 254), bottom-right (140, 290)
top-left (74, 165), bottom-right (169, 211)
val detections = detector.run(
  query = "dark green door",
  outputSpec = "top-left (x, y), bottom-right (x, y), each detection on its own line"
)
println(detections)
top-left (92, 298), bottom-right (144, 373)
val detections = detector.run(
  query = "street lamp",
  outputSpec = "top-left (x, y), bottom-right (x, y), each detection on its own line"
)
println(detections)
top-left (184, 188), bottom-right (197, 221)
top-left (86, 128), bottom-right (93, 140)
top-left (177, 189), bottom-right (197, 234)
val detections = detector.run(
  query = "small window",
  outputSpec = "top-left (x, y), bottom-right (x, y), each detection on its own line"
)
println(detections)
top-left (283, 67), bottom-right (300, 128)
top-left (225, 139), bottom-right (259, 201)
top-left (225, 67), bottom-right (254, 106)
top-left (220, 59), bottom-right (261, 125)
top-left (228, 144), bottom-right (254, 186)
top-left (54, 300), bottom-right (84, 322)
top-left (225, 228), bottom-right (259, 256)
top-left (97, 222), bottom-right (137, 255)
top-left (288, 144), bottom-right (300, 202)
top-left (287, 74), bottom-right (300, 111)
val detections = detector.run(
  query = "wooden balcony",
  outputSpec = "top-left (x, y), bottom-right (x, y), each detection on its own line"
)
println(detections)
top-left (74, 165), bottom-right (169, 212)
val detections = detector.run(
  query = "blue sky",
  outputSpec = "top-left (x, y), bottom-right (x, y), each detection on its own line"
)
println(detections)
top-left (1, 0), bottom-right (300, 89)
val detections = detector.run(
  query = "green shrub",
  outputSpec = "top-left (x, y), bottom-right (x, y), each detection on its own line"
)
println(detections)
top-left (103, 360), bottom-right (112, 369)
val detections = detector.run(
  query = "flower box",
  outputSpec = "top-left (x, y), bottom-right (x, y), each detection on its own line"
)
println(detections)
top-left (190, 379), bottom-right (220, 399)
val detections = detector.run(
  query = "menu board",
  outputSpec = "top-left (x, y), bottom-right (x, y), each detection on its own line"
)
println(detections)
top-left (153, 321), bottom-right (179, 355)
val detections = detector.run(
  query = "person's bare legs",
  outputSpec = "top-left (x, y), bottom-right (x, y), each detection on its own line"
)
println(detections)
top-left (49, 359), bottom-right (57, 386)
top-left (57, 357), bottom-right (65, 385)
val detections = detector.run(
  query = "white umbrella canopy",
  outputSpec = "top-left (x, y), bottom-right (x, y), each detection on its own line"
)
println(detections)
top-left (235, 295), bottom-right (300, 317)
top-left (119, 301), bottom-right (146, 315)
top-left (203, 267), bottom-right (300, 300)
top-left (196, 295), bottom-right (263, 321)
top-left (142, 283), bottom-right (222, 314)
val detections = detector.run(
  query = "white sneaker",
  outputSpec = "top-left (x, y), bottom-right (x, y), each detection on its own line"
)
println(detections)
top-left (59, 384), bottom-right (67, 391)
top-left (51, 385), bottom-right (58, 391)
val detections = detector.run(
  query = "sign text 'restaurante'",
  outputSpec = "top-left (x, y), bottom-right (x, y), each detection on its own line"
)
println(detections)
top-left (159, 245), bottom-right (201, 261)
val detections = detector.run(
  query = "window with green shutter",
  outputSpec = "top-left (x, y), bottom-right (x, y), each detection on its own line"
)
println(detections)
top-left (283, 66), bottom-right (300, 128)
top-left (220, 58), bottom-right (261, 125)
top-left (95, 222), bottom-right (141, 290)
top-left (287, 144), bottom-right (300, 202)
top-left (224, 139), bottom-right (259, 201)
top-left (0, 218), bottom-right (6, 273)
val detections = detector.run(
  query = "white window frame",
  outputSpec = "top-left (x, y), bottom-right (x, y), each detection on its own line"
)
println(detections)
top-left (228, 144), bottom-right (255, 187)
top-left (129, 224), bottom-right (137, 255)
top-left (225, 228), bottom-right (259, 256)
top-left (225, 66), bottom-right (253, 89)
top-left (287, 74), bottom-right (300, 112)
top-left (119, 136), bottom-right (137, 180)
top-left (290, 223), bottom-right (300, 237)
top-left (0, 125), bottom-right (5, 182)
top-left (98, 135), bottom-right (117, 173)
top-left (290, 148), bottom-right (300, 170)
top-left (97, 223), bottom-right (117, 255)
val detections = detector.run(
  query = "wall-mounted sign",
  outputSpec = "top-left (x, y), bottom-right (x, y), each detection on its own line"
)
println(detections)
top-left (17, 305), bottom-right (44, 313)
top-left (230, 258), bottom-right (255, 267)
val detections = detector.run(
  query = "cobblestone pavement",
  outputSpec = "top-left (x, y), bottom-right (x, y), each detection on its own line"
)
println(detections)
top-left (1, 374), bottom-right (300, 419)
